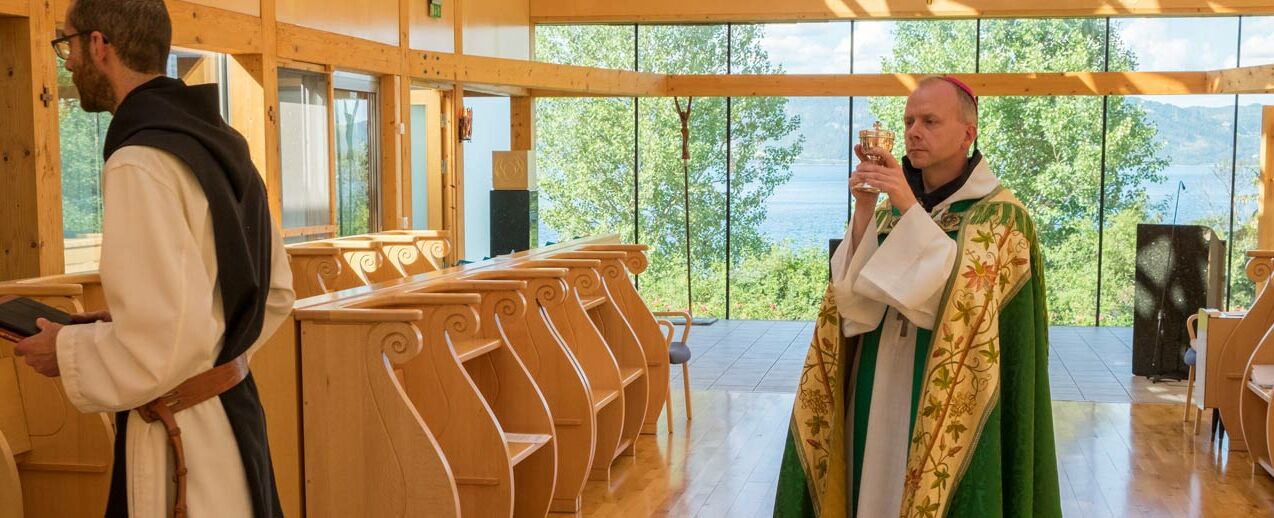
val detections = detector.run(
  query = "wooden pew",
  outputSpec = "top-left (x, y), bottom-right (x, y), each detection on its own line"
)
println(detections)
top-left (1216, 250), bottom-right (1274, 451)
top-left (286, 245), bottom-right (362, 298)
top-left (412, 280), bottom-right (558, 518)
top-left (465, 268), bottom-right (596, 513)
top-left (557, 247), bottom-right (671, 434)
top-left (292, 306), bottom-right (460, 518)
top-left (0, 282), bottom-right (113, 518)
top-left (377, 230), bottom-right (452, 273)
top-left (541, 252), bottom-right (651, 456)
top-left (347, 291), bottom-right (554, 517)
top-left (510, 258), bottom-right (630, 483)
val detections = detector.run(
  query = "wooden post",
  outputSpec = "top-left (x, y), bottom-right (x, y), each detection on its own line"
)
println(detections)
top-left (1260, 106), bottom-right (1274, 250)
top-left (511, 96), bottom-right (533, 152)
top-left (379, 74), bottom-right (404, 231)
top-left (0, 3), bottom-right (63, 281)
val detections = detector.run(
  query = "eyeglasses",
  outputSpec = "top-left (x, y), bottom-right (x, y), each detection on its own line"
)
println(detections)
top-left (50, 30), bottom-right (106, 61)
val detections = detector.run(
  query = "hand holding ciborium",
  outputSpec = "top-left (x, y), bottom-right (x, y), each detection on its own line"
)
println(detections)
top-left (854, 121), bottom-right (897, 195)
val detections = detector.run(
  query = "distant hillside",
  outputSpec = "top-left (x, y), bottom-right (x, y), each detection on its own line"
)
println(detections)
top-left (781, 96), bottom-right (1266, 167)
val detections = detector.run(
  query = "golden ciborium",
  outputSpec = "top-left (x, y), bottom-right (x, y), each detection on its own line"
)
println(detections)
top-left (855, 121), bottom-right (896, 194)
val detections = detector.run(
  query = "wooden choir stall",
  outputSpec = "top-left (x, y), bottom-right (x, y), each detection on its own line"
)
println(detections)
top-left (0, 234), bottom-right (686, 518)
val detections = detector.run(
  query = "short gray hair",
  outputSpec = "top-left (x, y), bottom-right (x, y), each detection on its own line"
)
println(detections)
top-left (917, 76), bottom-right (978, 125)
top-left (67, 0), bottom-right (171, 74)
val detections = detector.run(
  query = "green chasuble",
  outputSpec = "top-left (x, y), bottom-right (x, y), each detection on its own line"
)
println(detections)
top-left (773, 187), bottom-right (1062, 518)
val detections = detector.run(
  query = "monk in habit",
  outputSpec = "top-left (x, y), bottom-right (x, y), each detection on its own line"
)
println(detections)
top-left (773, 76), bottom-right (1062, 518)
top-left (14, 0), bottom-right (294, 516)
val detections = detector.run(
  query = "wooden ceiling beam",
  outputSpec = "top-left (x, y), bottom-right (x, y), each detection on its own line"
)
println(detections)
top-left (0, 0), bottom-right (26, 17)
top-left (455, 55), bottom-right (664, 96)
top-left (530, 0), bottom-right (1274, 23)
top-left (1209, 64), bottom-right (1274, 94)
top-left (663, 71), bottom-right (1216, 97)
top-left (168, 0), bottom-right (262, 55)
top-left (276, 23), bottom-right (402, 76)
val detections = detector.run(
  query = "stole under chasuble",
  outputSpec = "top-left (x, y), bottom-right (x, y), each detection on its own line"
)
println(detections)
top-left (773, 158), bottom-right (1062, 518)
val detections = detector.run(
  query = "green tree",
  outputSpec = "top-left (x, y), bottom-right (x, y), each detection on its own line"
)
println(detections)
top-left (536, 25), bottom-right (802, 317)
top-left (58, 63), bottom-right (111, 238)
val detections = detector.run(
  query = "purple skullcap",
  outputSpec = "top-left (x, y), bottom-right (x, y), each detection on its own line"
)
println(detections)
top-left (938, 75), bottom-right (978, 107)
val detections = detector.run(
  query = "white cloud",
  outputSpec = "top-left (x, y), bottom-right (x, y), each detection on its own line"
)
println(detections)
top-left (756, 22), bottom-right (852, 74)
top-left (1115, 19), bottom-right (1236, 71)
top-left (1241, 31), bottom-right (1274, 66)
top-left (851, 22), bottom-right (893, 73)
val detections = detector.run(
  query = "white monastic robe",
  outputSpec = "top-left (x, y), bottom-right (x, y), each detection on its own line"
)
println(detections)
top-left (830, 159), bottom-right (999, 518)
top-left (56, 146), bottom-right (295, 517)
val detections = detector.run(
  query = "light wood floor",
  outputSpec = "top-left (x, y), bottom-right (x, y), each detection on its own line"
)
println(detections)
top-left (578, 391), bottom-right (1274, 517)
top-left (674, 320), bottom-right (1188, 404)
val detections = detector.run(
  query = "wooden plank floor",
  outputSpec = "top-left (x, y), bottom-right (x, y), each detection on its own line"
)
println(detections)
top-left (578, 391), bottom-right (1274, 517)
top-left (672, 321), bottom-right (1188, 404)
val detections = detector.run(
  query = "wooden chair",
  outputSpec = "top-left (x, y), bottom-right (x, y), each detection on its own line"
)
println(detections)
top-left (1185, 313), bottom-right (1202, 428)
top-left (294, 306), bottom-right (459, 518)
top-left (466, 268), bottom-right (595, 514)
top-left (511, 258), bottom-right (628, 483)
top-left (656, 311), bottom-right (694, 427)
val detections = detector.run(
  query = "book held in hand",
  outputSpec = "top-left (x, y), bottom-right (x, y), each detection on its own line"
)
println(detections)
top-left (0, 295), bottom-right (75, 342)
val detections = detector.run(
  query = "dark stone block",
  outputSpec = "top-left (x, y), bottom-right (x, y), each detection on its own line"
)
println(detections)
top-left (490, 190), bottom-right (538, 257)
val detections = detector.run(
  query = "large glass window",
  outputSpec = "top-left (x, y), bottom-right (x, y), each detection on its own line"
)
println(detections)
top-left (278, 69), bottom-right (332, 241)
top-left (531, 17), bottom-right (1261, 326)
top-left (333, 72), bottom-right (380, 236)
top-left (638, 25), bottom-right (728, 317)
top-left (463, 95), bottom-right (511, 260)
top-left (534, 25), bottom-right (637, 248)
top-left (726, 24), bottom-right (851, 320)
top-left (61, 48), bottom-right (229, 273)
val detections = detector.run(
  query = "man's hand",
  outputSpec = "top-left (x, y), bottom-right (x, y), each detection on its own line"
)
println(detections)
top-left (13, 318), bottom-right (64, 377)
top-left (852, 144), bottom-right (919, 213)
top-left (70, 310), bottom-right (111, 324)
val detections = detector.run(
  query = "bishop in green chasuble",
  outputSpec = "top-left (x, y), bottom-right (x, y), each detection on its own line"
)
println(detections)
top-left (773, 77), bottom-right (1062, 518)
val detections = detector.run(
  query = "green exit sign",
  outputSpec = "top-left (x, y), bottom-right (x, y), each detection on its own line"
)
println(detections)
top-left (429, 0), bottom-right (443, 18)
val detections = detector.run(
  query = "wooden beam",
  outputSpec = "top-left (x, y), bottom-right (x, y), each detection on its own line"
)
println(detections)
top-left (510, 96), bottom-right (532, 151)
top-left (398, 0), bottom-right (413, 230)
top-left (663, 71), bottom-right (1213, 97)
top-left (167, 0), bottom-right (263, 54)
top-left (529, 0), bottom-right (1274, 23)
top-left (457, 55), bottom-right (664, 96)
top-left (1259, 106), bottom-right (1274, 250)
top-left (0, 0), bottom-right (25, 17)
top-left (0, 5), bottom-right (62, 281)
top-left (1210, 64), bottom-right (1274, 94)
top-left (276, 23), bottom-right (401, 76)
top-left (379, 74), bottom-right (405, 230)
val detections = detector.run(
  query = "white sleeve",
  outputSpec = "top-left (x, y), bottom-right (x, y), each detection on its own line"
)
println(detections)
top-left (830, 222), bottom-right (888, 337)
top-left (248, 222), bottom-right (296, 359)
top-left (853, 205), bottom-right (959, 329)
top-left (57, 158), bottom-right (222, 413)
